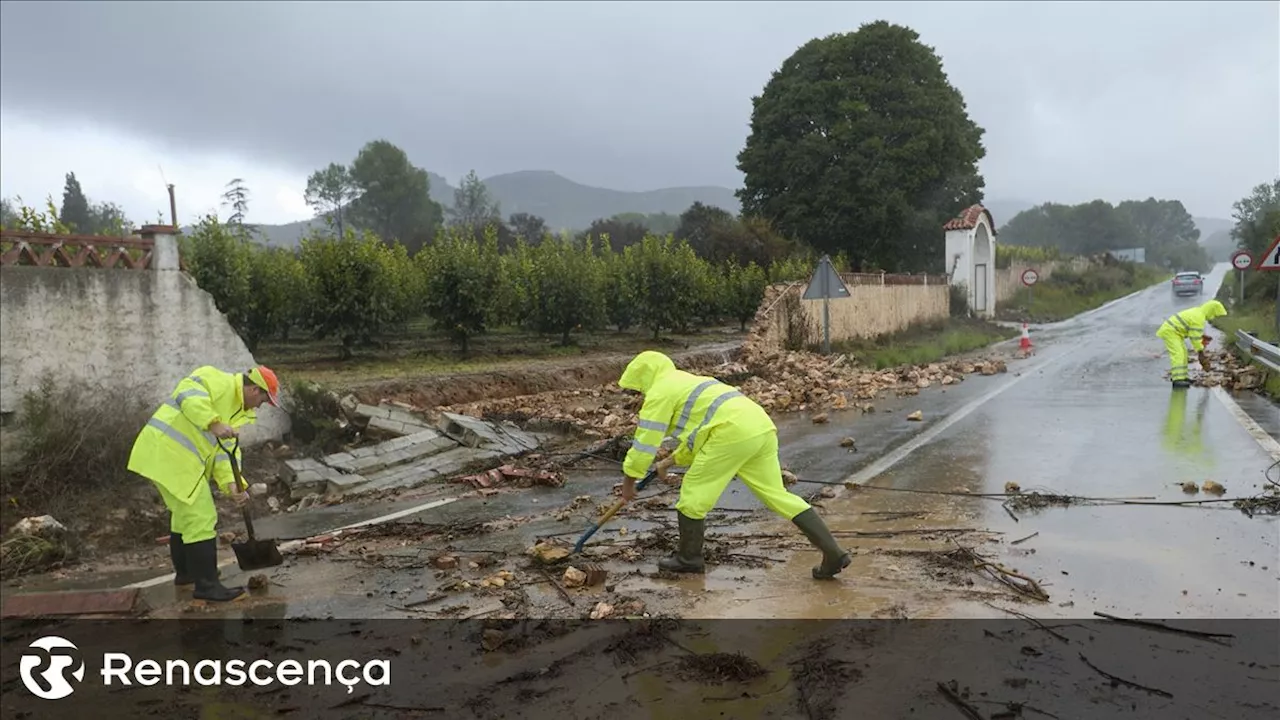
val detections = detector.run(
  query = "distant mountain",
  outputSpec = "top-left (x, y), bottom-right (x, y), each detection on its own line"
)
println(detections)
top-left (1192, 216), bottom-right (1234, 243)
top-left (982, 199), bottom-right (1035, 229)
top-left (219, 176), bottom-right (1063, 250)
top-left (228, 170), bottom-right (742, 248)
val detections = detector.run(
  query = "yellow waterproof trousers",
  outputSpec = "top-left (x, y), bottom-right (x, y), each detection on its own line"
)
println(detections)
top-left (1156, 324), bottom-right (1188, 382)
top-left (676, 426), bottom-right (811, 521)
top-left (153, 477), bottom-right (219, 544)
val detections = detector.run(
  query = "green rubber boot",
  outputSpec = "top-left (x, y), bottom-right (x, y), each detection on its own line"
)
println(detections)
top-left (792, 508), bottom-right (852, 580)
top-left (187, 539), bottom-right (245, 602)
top-left (657, 511), bottom-right (706, 573)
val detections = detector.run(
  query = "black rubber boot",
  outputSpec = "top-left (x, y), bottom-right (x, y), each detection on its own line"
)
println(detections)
top-left (792, 508), bottom-right (852, 580)
top-left (658, 512), bottom-right (706, 573)
top-left (170, 532), bottom-right (194, 586)
top-left (1171, 379), bottom-right (1191, 389)
top-left (187, 539), bottom-right (244, 602)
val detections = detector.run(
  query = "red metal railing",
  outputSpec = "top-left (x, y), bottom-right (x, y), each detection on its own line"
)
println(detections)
top-left (0, 230), bottom-right (155, 270)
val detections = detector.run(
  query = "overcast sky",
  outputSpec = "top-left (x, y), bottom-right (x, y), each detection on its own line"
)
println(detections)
top-left (1, 1), bottom-right (1276, 227)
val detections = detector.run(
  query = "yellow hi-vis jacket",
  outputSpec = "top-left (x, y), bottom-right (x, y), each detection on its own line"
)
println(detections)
top-left (127, 366), bottom-right (257, 503)
top-left (618, 351), bottom-right (774, 479)
top-left (1159, 299), bottom-right (1227, 352)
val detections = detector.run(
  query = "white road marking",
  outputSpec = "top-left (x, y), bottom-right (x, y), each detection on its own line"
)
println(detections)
top-left (1210, 386), bottom-right (1280, 462)
top-left (842, 347), bottom-right (1081, 488)
top-left (125, 496), bottom-right (461, 589)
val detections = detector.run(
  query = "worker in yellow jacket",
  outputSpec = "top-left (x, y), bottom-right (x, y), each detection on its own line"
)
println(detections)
top-left (1156, 299), bottom-right (1226, 388)
top-left (617, 351), bottom-right (851, 579)
top-left (128, 365), bottom-right (280, 602)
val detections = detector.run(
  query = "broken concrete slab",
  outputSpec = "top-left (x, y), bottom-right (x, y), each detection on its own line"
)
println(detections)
top-left (360, 447), bottom-right (503, 494)
top-left (321, 430), bottom-right (457, 475)
top-left (437, 412), bottom-right (539, 454)
top-left (355, 403), bottom-right (435, 438)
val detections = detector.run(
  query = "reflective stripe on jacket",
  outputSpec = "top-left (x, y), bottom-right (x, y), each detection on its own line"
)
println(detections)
top-left (127, 366), bottom-right (257, 503)
top-left (617, 351), bottom-right (775, 479)
top-left (1159, 300), bottom-right (1226, 352)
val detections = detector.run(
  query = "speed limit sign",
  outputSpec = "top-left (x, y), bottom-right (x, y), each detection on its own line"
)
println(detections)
top-left (1021, 269), bottom-right (1039, 286)
top-left (1231, 250), bottom-right (1253, 271)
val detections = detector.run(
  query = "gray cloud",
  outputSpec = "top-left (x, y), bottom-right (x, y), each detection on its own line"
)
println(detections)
top-left (1, 0), bottom-right (1276, 217)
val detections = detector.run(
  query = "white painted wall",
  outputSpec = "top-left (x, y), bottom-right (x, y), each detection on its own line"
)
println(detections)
top-left (0, 231), bottom-right (289, 446)
top-left (945, 219), bottom-right (997, 318)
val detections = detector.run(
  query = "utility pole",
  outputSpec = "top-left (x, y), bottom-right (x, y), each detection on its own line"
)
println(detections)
top-left (167, 184), bottom-right (177, 228)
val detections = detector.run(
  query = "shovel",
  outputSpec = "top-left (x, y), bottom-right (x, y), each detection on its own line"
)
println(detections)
top-left (218, 437), bottom-right (284, 571)
top-left (573, 469), bottom-right (657, 553)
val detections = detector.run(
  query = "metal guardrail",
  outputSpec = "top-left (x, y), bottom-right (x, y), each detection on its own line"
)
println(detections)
top-left (1235, 330), bottom-right (1280, 373)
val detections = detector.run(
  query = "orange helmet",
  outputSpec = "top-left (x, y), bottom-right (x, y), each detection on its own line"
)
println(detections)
top-left (246, 366), bottom-right (280, 406)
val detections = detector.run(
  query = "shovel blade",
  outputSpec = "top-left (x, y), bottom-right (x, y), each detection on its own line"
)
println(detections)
top-left (231, 539), bottom-right (283, 571)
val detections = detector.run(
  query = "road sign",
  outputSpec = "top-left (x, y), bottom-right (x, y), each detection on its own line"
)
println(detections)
top-left (802, 255), bottom-right (851, 300)
top-left (1258, 235), bottom-right (1280, 271)
top-left (802, 255), bottom-right (850, 355)
top-left (1231, 250), bottom-right (1254, 271)
top-left (1021, 269), bottom-right (1039, 286)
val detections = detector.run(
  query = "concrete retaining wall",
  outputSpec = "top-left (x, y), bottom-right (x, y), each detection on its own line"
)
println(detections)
top-left (995, 257), bottom-right (1092, 304)
top-left (0, 229), bottom-right (288, 445)
top-left (752, 274), bottom-right (951, 349)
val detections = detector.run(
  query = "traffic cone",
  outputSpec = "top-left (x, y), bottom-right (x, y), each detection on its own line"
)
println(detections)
top-left (1018, 323), bottom-right (1033, 356)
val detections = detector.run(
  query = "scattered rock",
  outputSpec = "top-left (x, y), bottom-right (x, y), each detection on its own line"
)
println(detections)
top-left (1202, 481), bottom-right (1225, 495)
top-left (9, 515), bottom-right (67, 541)
top-left (528, 541), bottom-right (571, 564)
top-left (432, 555), bottom-right (459, 570)
top-left (218, 532), bottom-right (237, 545)
top-left (839, 437), bottom-right (856, 448)
top-left (781, 470), bottom-right (799, 486)
top-left (907, 411), bottom-right (923, 422)
top-left (1180, 482), bottom-right (1199, 494)
top-left (563, 566), bottom-right (588, 588)
top-left (247, 574), bottom-right (269, 590)
top-left (590, 602), bottom-right (615, 619)
top-left (811, 413), bottom-right (829, 424)
top-left (267, 497), bottom-right (281, 512)
top-left (1004, 482), bottom-right (1022, 494)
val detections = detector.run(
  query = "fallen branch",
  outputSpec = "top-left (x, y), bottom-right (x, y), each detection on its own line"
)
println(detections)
top-left (936, 681), bottom-right (986, 719)
top-left (1091, 611), bottom-right (1234, 643)
top-left (983, 602), bottom-right (1070, 643)
top-left (1010, 532), bottom-right (1039, 546)
top-left (948, 538), bottom-right (1049, 602)
top-left (1077, 652), bottom-right (1172, 698)
top-left (540, 567), bottom-right (575, 607)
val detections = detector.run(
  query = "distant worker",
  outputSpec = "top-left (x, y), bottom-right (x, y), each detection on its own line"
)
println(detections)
top-left (128, 366), bottom-right (280, 602)
top-left (616, 351), bottom-right (851, 579)
top-left (1156, 299), bottom-right (1226, 388)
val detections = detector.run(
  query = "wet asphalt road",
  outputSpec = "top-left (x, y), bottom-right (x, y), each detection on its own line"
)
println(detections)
top-left (698, 262), bottom-right (1280, 619)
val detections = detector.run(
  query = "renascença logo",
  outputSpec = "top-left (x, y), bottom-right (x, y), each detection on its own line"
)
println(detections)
top-left (20, 636), bottom-right (86, 700)
top-left (17, 636), bottom-right (392, 699)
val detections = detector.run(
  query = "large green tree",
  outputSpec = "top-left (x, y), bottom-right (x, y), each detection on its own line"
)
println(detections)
top-left (59, 172), bottom-right (92, 233)
top-left (347, 140), bottom-right (444, 254)
top-left (448, 170), bottom-right (503, 232)
top-left (304, 162), bottom-right (358, 237)
top-left (736, 21), bottom-right (986, 272)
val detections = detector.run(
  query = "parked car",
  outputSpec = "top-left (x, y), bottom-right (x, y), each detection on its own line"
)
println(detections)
top-left (1171, 271), bottom-right (1204, 296)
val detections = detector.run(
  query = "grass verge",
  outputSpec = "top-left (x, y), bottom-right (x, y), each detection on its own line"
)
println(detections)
top-left (996, 262), bottom-right (1169, 323)
top-left (833, 317), bottom-right (1018, 370)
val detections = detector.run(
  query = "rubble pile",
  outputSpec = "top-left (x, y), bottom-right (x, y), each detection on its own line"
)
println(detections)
top-left (1188, 348), bottom-right (1269, 391)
